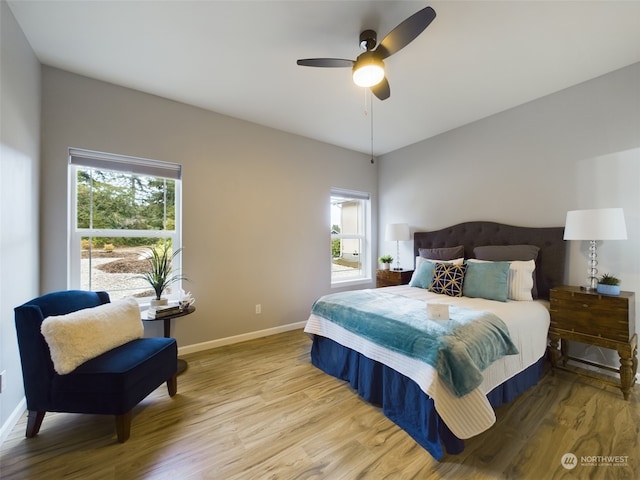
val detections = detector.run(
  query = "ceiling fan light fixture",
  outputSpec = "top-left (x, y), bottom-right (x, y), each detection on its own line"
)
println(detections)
top-left (352, 54), bottom-right (385, 87)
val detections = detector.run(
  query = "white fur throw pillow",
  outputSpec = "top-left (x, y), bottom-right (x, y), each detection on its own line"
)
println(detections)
top-left (41, 297), bottom-right (143, 375)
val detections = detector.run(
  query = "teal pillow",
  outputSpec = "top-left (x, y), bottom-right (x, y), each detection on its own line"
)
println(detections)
top-left (429, 263), bottom-right (467, 297)
top-left (409, 260), bottom-right (437, 289)
top-left (463, 261), bottom-right (510, 302)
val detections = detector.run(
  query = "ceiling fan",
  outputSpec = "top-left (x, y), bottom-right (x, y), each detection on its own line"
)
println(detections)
top-left (296, 6), bottom-right (436, 101)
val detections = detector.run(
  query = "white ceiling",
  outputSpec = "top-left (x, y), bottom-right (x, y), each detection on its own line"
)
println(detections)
top-left (8, 1), bottom-right (640, 155)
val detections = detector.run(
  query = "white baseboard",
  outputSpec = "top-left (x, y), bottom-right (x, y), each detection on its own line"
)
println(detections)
top-left (0, 397), bottom-right (26, 447)
top-left (178, 321), bottom-right (307, 356)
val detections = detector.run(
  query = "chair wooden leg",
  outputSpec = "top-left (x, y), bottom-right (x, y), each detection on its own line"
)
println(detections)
top-left (26, 410), bottom-right (45, 438)
top-left (167, 373), bottom-right (177, 397)
top-left (115, 411), bottom-right (132, 443)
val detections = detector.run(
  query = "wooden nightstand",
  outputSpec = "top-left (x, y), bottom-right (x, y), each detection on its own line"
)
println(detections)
top-left (376, 269), bottom-right (414, 288)
top-left (549, 285), bottom-right (637, 400)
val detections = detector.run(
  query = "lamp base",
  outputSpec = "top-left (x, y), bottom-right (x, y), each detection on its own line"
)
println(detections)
top-left (586, 241), bottom-right (599, 291)
top-left (580, 285), bottom-right (597, 292)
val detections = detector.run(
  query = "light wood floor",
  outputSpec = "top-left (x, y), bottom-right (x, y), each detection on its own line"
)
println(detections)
top-left (1, 329), bottom-right (638, 479)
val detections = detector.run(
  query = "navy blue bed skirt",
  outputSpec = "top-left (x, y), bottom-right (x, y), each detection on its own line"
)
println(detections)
top-left (310, 335), bottom-right (545, 460)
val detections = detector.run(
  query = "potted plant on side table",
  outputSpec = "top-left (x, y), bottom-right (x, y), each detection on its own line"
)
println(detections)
top-left (139, 243), bottom-right (187, 307)
top-left (596, 273), bottom-right (621, 296)
top-left (378, 255), bottom-right (393, 271)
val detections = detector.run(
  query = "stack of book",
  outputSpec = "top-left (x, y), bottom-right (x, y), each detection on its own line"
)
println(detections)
top-left (147, 305), bottom-right (181, 319)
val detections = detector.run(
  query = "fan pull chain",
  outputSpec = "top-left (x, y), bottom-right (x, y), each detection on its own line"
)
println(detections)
top-left (361, 89), bottom-right (374, 164)
top-left (370, 96), bottom-right (374, 165)
top-left (370, 91), bottom-right (374, 164)
top-left (363, 87), bottom-right (369, 116)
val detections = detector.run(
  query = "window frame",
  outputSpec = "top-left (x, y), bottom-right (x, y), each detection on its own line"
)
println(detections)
top-left (68, 148), bottom-right (183, 303)
top-left (330, 188), bottom-right (372, 287)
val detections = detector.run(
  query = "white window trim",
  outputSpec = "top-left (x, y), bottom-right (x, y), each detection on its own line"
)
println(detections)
top-left (68, 148), bottom-right (182, 304)
top-left (330, 188), bottom-right (372, 288)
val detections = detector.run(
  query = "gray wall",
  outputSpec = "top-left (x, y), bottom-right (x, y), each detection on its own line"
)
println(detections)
top-left (40, 67), bottom-right (378, 348)
top-left (3, 0), bottom-right (638, 439)
top-left (378, 62), bottom-right (640, 368)
top-left (0, 0), bottom-right (41, 441)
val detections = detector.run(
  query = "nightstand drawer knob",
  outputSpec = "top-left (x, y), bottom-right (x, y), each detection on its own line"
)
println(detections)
top-left (582, 304), bottom-right (589, 308)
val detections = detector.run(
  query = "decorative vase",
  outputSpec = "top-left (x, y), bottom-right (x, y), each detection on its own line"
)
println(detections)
top-left (596, 284), bottom-right (620, 296)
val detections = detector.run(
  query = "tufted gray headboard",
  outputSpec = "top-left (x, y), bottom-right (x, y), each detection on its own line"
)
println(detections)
top-left (413, 221), bottom-right (566, 300)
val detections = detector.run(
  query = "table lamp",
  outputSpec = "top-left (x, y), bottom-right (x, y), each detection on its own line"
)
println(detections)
top-left (563, 208), bottom-right (627, 290)
top-left (385, 223), bottom-right (410, 271)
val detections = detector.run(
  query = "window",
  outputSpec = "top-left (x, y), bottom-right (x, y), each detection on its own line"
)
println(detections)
top-left (68, 148), bottom-right (182, 301)
top-left (330, 188), bottom-right (371, 285)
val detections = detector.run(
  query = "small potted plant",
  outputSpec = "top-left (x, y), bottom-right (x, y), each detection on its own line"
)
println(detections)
top-left (379, 255), bottom-right (393, 271)
top-left (597, 273), bottom-right (621, 296)
top-left (138, 243), bottom-right (187, 307)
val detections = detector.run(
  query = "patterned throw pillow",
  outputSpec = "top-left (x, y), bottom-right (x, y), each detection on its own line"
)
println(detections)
top-left (429, 263), bottom-right (467, 297)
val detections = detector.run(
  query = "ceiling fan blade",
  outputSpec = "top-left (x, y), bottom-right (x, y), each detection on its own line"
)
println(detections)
top-left (296, 58), bottom-right (354, 68)
top-left (375, 6), bottom-right (436, 60)
top-left (371, 77), bottom-right (390, 101)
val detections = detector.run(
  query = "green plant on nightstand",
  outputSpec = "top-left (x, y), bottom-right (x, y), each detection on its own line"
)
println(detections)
top-left (379, 255), bottom-right (393, 271)
top-left (597, 273), bottom-right (621, 296)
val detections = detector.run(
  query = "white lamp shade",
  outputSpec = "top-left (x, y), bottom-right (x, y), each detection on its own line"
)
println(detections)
top-left (385, 223), bottom-right (410, 242)
top-left (563, 208), bottom-right (627, 240)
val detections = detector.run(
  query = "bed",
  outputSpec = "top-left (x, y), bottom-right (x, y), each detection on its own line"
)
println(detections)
top-left (304, 221), bottom-right (566, 460)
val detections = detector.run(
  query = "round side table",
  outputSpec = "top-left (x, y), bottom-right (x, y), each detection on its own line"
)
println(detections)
top-left (143, 306), bottom-right (195, 375)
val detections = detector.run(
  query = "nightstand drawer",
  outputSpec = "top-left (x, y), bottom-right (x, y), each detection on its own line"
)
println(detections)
top-left (549, 287), bottom-right (634, 342)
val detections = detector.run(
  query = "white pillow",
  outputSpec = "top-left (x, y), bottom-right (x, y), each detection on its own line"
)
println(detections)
top-left (415, 256), bottom-right (464, 269)
top-left (41, 297), bottom-right (143, 375)
top-left (467, 259), bottom-right (535, 301)
top-left (507, 260), bottom-right (536, 301)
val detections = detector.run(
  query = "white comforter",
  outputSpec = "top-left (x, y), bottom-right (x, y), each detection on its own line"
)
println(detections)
top-left (304, 284), bottom-right (550, 439)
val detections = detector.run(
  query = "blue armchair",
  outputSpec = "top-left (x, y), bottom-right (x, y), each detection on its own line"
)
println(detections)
top-left (14, 290), bottom-right (178, 443)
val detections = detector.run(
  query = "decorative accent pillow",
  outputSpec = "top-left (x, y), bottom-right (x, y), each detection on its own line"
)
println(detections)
top-left (429, 263), bottom-right (467, 297)
top-left (41, 297), bottom-right (143, 375)
top-left (409, 260), bottom-right (437, 289)
top-left (473, 244), bottom-right (540, 298)
top-left (419, 245), bottom-right (464, 261)
top-left (467, 259), bottom-right (536, 301)
top-left (463, 260), bottom-right (510, 302)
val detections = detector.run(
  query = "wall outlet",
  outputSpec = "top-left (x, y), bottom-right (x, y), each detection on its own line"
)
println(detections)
top-left (0, 370), bottom-right (5, 394)
top-left (255, 304), bottom-right (261, 314)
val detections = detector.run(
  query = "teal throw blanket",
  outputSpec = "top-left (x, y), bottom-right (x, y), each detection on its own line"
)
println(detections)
top-left (311, 290), bottom-right (519, 397)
